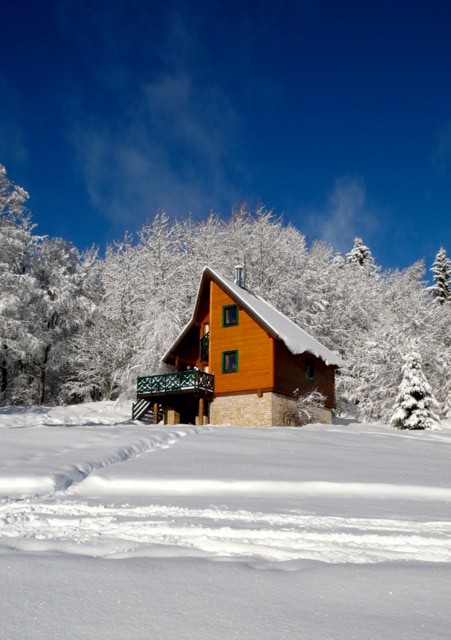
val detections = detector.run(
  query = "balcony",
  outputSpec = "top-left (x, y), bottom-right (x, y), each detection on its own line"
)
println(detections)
top-left (136, 370), bottom-right (214, 399)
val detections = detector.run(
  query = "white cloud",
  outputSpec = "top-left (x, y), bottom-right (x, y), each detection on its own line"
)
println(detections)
top-left (61, 1), bottom-right (242, 228)
top-left (305, 177), bottom-right (378, 254)
top-left (68, 69), bottom-right (239, 227)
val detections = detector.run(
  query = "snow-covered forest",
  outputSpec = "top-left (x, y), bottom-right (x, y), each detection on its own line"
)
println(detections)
top-left (1, 163), bottom-right (450, 424)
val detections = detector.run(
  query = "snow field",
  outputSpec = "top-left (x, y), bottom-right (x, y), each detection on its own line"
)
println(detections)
top-left (1, 402), bottom-right (451, 639)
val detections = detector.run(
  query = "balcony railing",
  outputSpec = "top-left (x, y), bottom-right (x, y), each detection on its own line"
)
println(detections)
top-left (136, 370), bottom-right (214, 399)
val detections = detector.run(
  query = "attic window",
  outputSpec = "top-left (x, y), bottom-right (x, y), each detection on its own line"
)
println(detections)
top-left (222, 350), bottom-right (238, 373)
top-left (222, 304), bottom-right (238, 327)
top-left (305, 359), bottom-right (315, 382)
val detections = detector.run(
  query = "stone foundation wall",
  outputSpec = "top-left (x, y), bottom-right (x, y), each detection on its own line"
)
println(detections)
top-left (271, 393), bottom-right (298, 426)
top-left (209, 392), bottom-right (333, 427)
top-left (308, 405), bottom-right (333, 424)
top-left (210, 393), bottom-right (273, 427)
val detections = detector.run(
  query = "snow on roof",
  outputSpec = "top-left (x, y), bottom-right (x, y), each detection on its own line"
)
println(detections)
top-left (208, 268), bottom-right (344, 367)
top-left (163, 267), bottom-right (345, 367)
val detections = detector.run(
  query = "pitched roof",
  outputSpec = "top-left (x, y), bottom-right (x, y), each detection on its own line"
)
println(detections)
top-left (163, 267), bottom-right (345, 368)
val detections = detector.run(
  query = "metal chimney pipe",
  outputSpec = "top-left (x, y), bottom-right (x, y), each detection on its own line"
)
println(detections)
top-left (235, 265), bottom-right (244, 288)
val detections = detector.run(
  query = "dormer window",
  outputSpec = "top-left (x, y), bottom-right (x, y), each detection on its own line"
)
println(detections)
top-left (222, 304), bottom-right (238, 327)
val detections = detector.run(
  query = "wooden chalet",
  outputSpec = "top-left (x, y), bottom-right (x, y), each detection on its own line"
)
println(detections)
top-left (133, 266), bottom-right (344, 427)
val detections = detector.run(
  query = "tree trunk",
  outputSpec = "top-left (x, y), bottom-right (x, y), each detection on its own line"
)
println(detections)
top-left (1, 344), bottom-right (7, 396)
top-left (39, 345), bottom-right (51, 406)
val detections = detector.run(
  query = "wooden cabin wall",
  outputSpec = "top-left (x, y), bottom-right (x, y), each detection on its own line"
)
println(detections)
top-left (210, 281), bottom-right (274, 395)
top-left (273, 342), bottom-right (336, 408)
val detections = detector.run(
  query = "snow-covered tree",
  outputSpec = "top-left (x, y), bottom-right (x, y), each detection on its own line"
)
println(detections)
top-left (3, 161), bottom-right (449, 419)
top-left (346, 237), bottom-right (376, 269)
top-left (227, 206), bottom-right (307, 307)
top-left (0, 164), bottom-right (100, 405)
top-left (390, 352), bottom-right (440, 430)
top-left (0, 165), bottom-right (38, 403)
top-left (30, 237), bottom-right (97, 404)
top-left (0, 164), bottom-right (29, 223)
top-left (442, 376), bottom-right (451, 420)
top-left (70, 233), bottom-right (142, 401)
top-left (428, 247), bottom-right (451, 304)
top-left (296, 389), bottom-right (327, 425)
top-left (444, 393), bottom-right (451, 422)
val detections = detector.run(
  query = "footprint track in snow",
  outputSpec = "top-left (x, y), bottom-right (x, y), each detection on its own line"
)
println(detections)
top-left (1, 500), bottom-right (450, 564)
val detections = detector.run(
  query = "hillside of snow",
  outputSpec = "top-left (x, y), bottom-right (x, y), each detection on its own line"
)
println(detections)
top-left (1, 402), bottom-right (450, 639)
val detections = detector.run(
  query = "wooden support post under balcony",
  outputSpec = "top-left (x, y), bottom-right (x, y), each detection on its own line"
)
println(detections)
top-left (198, 397), bottom-right (205, 425)
top-left (153, 402), bottom-right (159, 425)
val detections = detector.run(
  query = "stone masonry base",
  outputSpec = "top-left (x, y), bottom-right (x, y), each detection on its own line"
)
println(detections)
top-left (209, 392), bottom-right (332, 427)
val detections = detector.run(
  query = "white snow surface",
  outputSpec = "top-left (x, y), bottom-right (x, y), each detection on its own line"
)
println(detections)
top-left (1, 402), bottom-right (450, 639)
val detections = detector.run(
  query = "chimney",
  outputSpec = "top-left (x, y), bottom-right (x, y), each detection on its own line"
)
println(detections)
top-left (234, 265), bottom-right (244, 288)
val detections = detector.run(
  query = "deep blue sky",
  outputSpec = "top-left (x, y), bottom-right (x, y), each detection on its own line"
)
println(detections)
top-left (1, 0), bottom-right (450, 270)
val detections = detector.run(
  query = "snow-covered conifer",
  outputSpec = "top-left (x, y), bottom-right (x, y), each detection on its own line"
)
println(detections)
top-left (346, 237), bottom-right (375, 268)
top-left (390, 352), bottom-right (440, 430)
top-left (428, 247), bottom-right (451, 304)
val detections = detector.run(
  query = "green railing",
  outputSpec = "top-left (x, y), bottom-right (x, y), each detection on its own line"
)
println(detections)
top-left (136, 370), bottom-right (214, 398)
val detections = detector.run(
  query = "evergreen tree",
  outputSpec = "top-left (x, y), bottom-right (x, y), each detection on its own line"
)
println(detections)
top-left (428, 247), bottom-right (451, 304)
top-left (390, 352), bottom-right (440, 430)
top-left (346, 237), bottom-right (375, 269)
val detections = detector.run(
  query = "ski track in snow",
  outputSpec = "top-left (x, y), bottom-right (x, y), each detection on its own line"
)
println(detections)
top-left (1, 500), bottom-right (450, 565)
top-left (0, 426), bottom-right (203, 498)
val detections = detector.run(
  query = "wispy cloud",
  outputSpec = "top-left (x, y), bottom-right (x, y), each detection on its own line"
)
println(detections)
top-left (304, 177), bottom-right (378, 254)
top-left (60, 1), bottom-right (242, 227)
top-left (69, 71), bottom-right (239, 226)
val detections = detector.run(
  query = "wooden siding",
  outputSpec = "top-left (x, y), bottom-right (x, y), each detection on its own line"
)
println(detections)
top-left (209, 281), bottom-right (274, 395)
top-left (273, 341), bottom-right (336, 408)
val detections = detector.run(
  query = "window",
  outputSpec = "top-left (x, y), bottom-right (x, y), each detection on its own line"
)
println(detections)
top-left (305, 359), bottom-right (315, 382)
top-left (222, 304), bottom-right (238, 327)
top-left (222, 350), bottom-right (238, 373)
